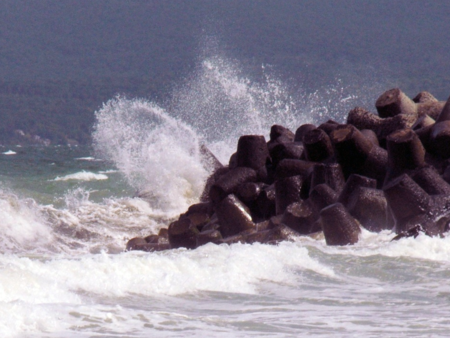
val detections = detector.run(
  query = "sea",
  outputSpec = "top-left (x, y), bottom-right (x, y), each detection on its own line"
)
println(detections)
top-left (1, 56), bottom-right (450, 337)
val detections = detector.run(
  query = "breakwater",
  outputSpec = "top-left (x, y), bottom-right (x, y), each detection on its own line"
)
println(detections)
top-left (127, 88), bottom-right (450, 251)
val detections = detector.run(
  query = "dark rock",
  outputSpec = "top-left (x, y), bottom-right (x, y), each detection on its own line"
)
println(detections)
top-left (246, 230), bottom-right (271, 244)
top-left (303, 128), bottom-right (334, 162)
top-left (265, 224), bottom-right (300, 243)
top-left (270, 124), bottom-right (295, 142)
top-left (236, 182), bottom-right (264, 203)
top-left (158, 228), bottom-right (168, 239)
top-left (338, 174), bottom-right (377, 207)
top-left (275, 175), bottom-right (303, 214)
top-left (201, 218), bottom-right (221, 232)
top-left (255, 220), bottom-right (272, 231)
top-left (274, 159), bottom-right (315, 180)
top-left (200, 167), bottom-right (230, 202)
top-left (182, 212), bottom-right (210, 229)
top-left (347, 107), bottom-right (381, 131)
top-left (413, 91), bottom-right (438, 104)
top-left (236, 135), bottom-right (270, 170)
top-left (310, 163), bottom-right (345, 194)
top-left (200, 144), bottom-right (223, 171)
top-left (347, 107), bottom-right (417, 143)
top-left (128, 242), bottom-right (171, 252)
top-left (308, 184), bottom-right (338, 211)
top-left (270, 142), bottom-right (304, 167)
top-left (383, 173), bottom-right (434, 233)
top-left (209, 167), bottom-right (257, 205)
top-left (229, 153), bottom-right (238, 169)
top-left (414, 124), bottom-right (434, 151)
top-left (360, 129), bottom-right (380, 147)
top-left (168, 218), bottom-right (199, 249)
top-left (294, 124), bottom-right (316, 142)
top-left (435, 95), bottom-right (450, 122)
top-left (410, 166), bottom-right (450, 195)
top-left (268, 214), bottom-right (284, 229)
top-left (375, 88), bottom-right (417, 118)
top-left (360, 145), bottom-right (388, 188)
top-left (126, 237), bottom-right (147, 251)
top-left (215, 194), bottom-right (255, 238)
top-left (391, 225), bottom-right (430, 241)
top-left (318, 121), bottom-right (341, 135)
top-left (309, 218), bottom-right (323, 234)
top-left (256, 164), bottom-right (270, 183)
top-left (330, 124), bottom-right (374, 178)
top-left (443, 164), bottom-right (450, 184)
top-left (281, 200), bottom-right (318, 234)
top-left (385, 128), bottom-right (426, 184)
top-left (320, 203), bottom-right (361, 246)
top-left (255, 184), bottom-right (277, 220)
top-left (346, 187), bottom-right (390, 232)
top-left (144, 234), bottom-right (160, 243)
top-left (412, 114), bottom-right (435, 130)
top-left (417, 102), bottom-right (444, 120)
top-left (430, 121), bottom-right (450, 158)
top-left (196, 229), bottom-right (223, 247)
top-left (186, 202), bottom-right (214, 217)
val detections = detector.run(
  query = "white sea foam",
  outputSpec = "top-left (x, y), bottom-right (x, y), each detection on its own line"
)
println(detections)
top-left (0, 187), bottom-right (167, 255)
top-left (74, 156), bottom-right (102, 161)
top-left (0, 242), bottom-right (331, 303)
top-left (305, 227), bottom-right (450, 264)
top-left (53, 171), bottom-right (108, 181)
top-left (98, 169), bottom-right (119, 174)
top-left (0, 190), bottom-right (54, 253)
top-left (2, 150), bottom-right (16, 155)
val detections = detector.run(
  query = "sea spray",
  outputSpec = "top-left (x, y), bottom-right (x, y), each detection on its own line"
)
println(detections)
top-left (170, 56), bottom-right (301, 148)
top-left (0, 190), bottom-right (54, 253)
top-left (92, 98), bottom-right (208, 216)
top-left (43, 187), bottom-right (170, 254)
top-left (171, 56), bottom-right (384, 160)
top-left (92, 54), bottom-right (378, 215)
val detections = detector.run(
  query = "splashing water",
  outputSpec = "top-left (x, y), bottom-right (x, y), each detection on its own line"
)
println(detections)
top-left (93, 55), bottom-right (383, 212)
top-left (171, 57), bottom-right (301, 149)
top-left (92, 98), bottom-right (207, 216)
top-left (171, 55), bottom-right (383, 161)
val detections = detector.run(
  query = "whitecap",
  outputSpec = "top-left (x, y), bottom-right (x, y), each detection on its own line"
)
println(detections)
top-left (52, 171), bottom-right (108, 182)
top-left (98, 169), bottom-right (119, 174)
top-left (74, 157), bottom-right (103, 161)
top-left (2, 150), bottom-right (16, 155)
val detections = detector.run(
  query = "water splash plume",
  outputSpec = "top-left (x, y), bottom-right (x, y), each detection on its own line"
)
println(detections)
top-left (93, 53), bottom-right (384, 211)
top-left (93, 97), bottom-right (208, 215)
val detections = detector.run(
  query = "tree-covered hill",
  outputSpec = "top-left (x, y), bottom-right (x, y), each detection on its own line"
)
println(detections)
top-left (1, 0), bottom-right (450, 144)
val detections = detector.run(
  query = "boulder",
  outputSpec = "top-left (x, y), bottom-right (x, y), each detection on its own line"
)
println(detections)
top-left (215, 194), bottom-right (255, 237)
top-left (320, 203), bottom-right (361, 246)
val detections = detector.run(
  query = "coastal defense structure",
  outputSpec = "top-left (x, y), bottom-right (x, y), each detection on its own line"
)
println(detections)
top-left (127, 88), bottom-right (450, 251)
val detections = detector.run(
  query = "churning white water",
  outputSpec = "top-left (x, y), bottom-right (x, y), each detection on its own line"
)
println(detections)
top-left (2, 55), bottom-right (449, 337)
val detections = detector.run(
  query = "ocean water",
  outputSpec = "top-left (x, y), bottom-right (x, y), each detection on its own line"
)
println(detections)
top-left (2, 57), bottom-right (450, 337)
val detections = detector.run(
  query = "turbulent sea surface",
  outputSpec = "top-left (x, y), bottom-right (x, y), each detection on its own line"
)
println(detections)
top-left (2, 57), bottom-right (450, 337)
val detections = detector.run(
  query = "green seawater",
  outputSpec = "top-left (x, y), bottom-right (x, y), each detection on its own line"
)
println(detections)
top-left (0, 145), bottom-right (133, 207)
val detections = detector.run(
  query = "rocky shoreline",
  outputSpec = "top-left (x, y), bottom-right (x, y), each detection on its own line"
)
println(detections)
top-left (126, 88), bottom-right (450, 252)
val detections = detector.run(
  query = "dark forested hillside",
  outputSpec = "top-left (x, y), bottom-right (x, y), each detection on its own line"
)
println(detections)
top-left (1, 0), bottom-right (450, 144)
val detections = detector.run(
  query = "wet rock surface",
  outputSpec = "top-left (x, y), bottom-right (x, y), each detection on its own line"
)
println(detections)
top-left (127, 88), bottom-right (450, 252)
